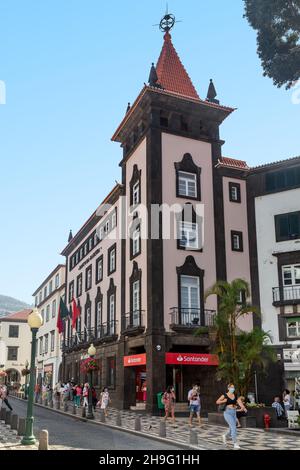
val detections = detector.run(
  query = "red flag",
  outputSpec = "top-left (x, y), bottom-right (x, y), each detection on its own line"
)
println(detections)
top-left (72, 298), bottom-right (80, 330)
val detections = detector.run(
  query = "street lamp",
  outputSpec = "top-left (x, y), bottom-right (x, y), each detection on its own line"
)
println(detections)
top-left (24, 359), bottom-right (29, 400)
top-left (86, 343), bottom-right (96, 420)
top-left (21, 308), bottom-right (43, 445)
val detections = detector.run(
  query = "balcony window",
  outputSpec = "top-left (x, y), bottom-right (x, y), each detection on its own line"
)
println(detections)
top-left (50, 331), bottom-right (55, 352)
top-left (275, 211), bottom-right (300, 242)
top-left (77, 274), bottom-right (83, 297)
top-left (180, 275), bottom-right (200, 325)
top-left (85, 267), bottom-right (92, 291)
top-left (55, 274), bottom-right (59, 289)
top-left (283, 265), bottom-right (300, 286)
top-left (52, 299), bottom-right (56, 318)
top-left (178, 172), bottom-right (197, 198)
top-left (132, 226), bottom-right (141, 257)
top-left (108, 245), bottom-right (116, 275)
top-left (287, 318), bottom-right (300, 338)
top-left (132, 280), bottom-right (140, 326)
top-left (179, 222), bottom-right (199, 250)
top-left (132, 182), bottom-right (140, 206)
top-left (96, 256), bottom-right (103, 283)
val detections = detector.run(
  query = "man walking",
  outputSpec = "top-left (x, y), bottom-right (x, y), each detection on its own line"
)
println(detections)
top-left (0, 384), bottom-right (13, 411)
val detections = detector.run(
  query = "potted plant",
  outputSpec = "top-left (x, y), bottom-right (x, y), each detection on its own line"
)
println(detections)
top-left (80, 357), bottom-right (99, 374)
top-left (21, 368), bottom-right (31, 377)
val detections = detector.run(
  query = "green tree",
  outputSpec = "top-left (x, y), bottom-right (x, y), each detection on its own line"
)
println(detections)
top-left (197, 279), bottom-right (275, 397)
top-left (243, 0), bottom-right (300, 88)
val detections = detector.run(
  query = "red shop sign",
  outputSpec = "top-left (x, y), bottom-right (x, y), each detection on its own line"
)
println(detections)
top-left (165, 353), bottom-right (219, 366)
top-left (124, 354), bottom-right (147, 367)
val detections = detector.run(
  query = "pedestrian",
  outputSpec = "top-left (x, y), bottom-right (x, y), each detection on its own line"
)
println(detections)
top-left (162, 386), bottom-right (176, 423)
top-left (283, 389), bottom-right (291, 416)
top-left (188, 384), bottom-right (202, 427)
top-left (0, 384), bottom-right (13, 411)
top-left (216, 383), bottom-right (247, 450)
top-left (97, 387), bottom-right (110, 417)
top-left (141, 381), bottom-right (147, 402)
top-left (34, 383), bottom-right (40, 402)
top-left (42, 383), bottom-right (47, 401)
top-left (63, 382), bottom-right (70, 403)
top-left (272, 396), bottom-right (285, 419)
top-left (75, 384), bottom-right (82, 407)
top-left (91, 387), bottom-right (98, 411)
top-left (83, 383), bottom-right (89, 407)
top-left (236, 396), bottom-right (246, 427)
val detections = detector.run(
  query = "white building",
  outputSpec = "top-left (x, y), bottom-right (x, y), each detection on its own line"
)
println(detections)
top-left (0, 309), bottom-right (32, 386)
top-left (33, 264), bottom-right (65, 387)
top-left (248, 157), bottom-right (300, 393)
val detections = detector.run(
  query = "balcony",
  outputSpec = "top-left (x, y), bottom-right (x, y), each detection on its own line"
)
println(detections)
top-left (60, 322), bottom-right (118, 352)
top-left (272, 286), bottom-right (300, 306)
top-left (170, 307), bottom-right (216, 333)
top-left (123, 311), bottom-right (145, 336)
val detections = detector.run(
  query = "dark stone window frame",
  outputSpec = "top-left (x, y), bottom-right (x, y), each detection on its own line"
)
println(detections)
top-left (129, 261), bottom-right (142, 319)
top-left (85, 265), bottom-right (92, 292)
top-left (176, 256), bottom-right (205, 325)
top-left (96, 255), bottom-right (104, 284)
top-left (76, 273), bottom-right (83, 298)
top-left (95, 287), bottom-right (103, 334)
top-left (278, 314), bottom-right (300, 342)
top-left (275, 211), bottom-right (300, 243)
top-left (107, 243), bottom-right (117, 276)
top-left (130, 218), bottom-right (141, 260)
top-left (68, 280), bottom-right (75, 303)
top-left (231, 230), bottom-right (244, 252)
top-left (107, 278), bottom-right (117, 326)
top-left (176, 203), bottom-right (203, 253)
top-left (130, 164), bottom-right (141, 207)
top-left (175, 153), bottom-right (201, 201)
top-left (229, 182), bottom-right (241, 203)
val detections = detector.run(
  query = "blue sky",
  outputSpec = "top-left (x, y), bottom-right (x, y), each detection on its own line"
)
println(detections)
top-left (0, 0), bottom-right (299, 304)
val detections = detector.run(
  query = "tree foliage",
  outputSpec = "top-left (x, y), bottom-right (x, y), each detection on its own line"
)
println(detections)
top-left (244, 0), bottom-right (300, 88)
top-left (197, 279), bottom-right (275, 397)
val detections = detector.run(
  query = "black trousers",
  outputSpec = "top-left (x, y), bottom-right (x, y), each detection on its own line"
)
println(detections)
top-left (3, 398), bottom-right (13, 411)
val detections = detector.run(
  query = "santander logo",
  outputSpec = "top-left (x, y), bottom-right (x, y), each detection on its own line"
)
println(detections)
top-left (176, 355), bottom-right (184, 362)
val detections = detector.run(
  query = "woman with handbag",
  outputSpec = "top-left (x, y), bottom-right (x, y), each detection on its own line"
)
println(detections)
top-left (216, 383), bottom-right (247, 450)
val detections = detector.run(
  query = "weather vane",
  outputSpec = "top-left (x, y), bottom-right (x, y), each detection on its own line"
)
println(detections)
top-left (153, 4), bottom-right (182, 33)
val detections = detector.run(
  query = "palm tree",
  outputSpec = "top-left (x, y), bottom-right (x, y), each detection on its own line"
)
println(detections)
top-left (196, 279), bottom-right (275, 397)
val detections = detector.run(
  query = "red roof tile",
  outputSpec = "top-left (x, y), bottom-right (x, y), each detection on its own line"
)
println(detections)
top-left (217, 157), bottom-right (249, 170)
top-left (156, 32), bottom-right (200, 100)
top-left (1, 309), bottom-right (32, 322)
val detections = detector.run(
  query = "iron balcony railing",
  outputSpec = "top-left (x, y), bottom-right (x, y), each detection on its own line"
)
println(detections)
top-left (272, 286), bottom-right (300, 304)
top-left (170, 307), bottom-right (216, 328)
top-left (100, 320), bottom-right (118, 338)
top-left (60, 322), bottom-right (118, 351)
top-left (124, 310), bottom-right (145, 331)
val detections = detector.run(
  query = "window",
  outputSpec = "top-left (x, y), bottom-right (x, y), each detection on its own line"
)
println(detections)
top-left (86, 306), bottom-right (91, 331)
top-left (39, 338), bottom-right (43, 355)
top-left (35, 296), bottom-right (38, 307)
top-left (94, 232), bottom-right (99, 245)
top-left (275, 212), bottom-right (300, 242)
top-left (50, 331), bottom-right (55, 352)
top-left (55, 274), bottom-right (59, 289)
top-left (132, 281), bottom-right (140, 326)
top-left (76, 274), bottom-right (83, 297)
top-left (107, 357), bottom-right (116, 388)
top-left (231, 231), bottom-right (244, 252)
top-left (7, 347), bottom-right (18, 361)
top-left (69, 281), bottom-right (74, 302)
top-left (179, 222), bottom-right (199, 249)
top-left (39, 291), bottom-right (42, 304)
top-left (44, 334), bottom-right (48, 354)
top-left (178, 172), bottom-right (197, 198)
top-left (132, 182), bottom-right (140, 206)
top-left (49, 280), bottom-right (53, 294)
top-left (41, 309), bottom-right (45, 323)
top-left (282, 265), bottom-right (300, 287)
top-left (85, 266), bottom-right (92, 291)
top-left (111, 211), bottom-right (117, 229)
top-left (108, 245), bottom-right (116, 275)
top-left (266, 168), bottom-right (300, 192)
top-left (44, 285), bottom-right (47, 299)
top-left (89, 237), bottom-right (93, 251)
top-left (180, 276), bottom-right (200, 325)
top-left (132, 226), bottom-right (141, 257)
top-left (95, 300), bottom-right (102, 337)
top-left (105, 220), bottom-right (110, 234)
top-left (109, 294), bottom-right (115, 323)
top-left (9, 325), bottom-right (19, 338)
top-left (237, 290), bottom-right (246, 305)
top-left (84, 243), bottom-right (88, 256)
top-left (52, 299), bottom-right (56, 318)
top-left (229, 182), bottom-right (241, 203)
top-left (46, 304), bottom-right (50, 322)
top-left (96, 256), bottom-right (103, 283)
top-left (75, 252), bottom-right (79, 264)
top-left (99, 227), bottom-right (104, 241)
top-left (286, 318), bottom-right (300, 338)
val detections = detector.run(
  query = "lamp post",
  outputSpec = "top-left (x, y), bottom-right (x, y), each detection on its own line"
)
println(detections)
top-left (24, 359), bottom-right (29, 399)
top-left (21, 308), bottom-right (43, 445)
top-left (86, 343), bottom-right (96, 420)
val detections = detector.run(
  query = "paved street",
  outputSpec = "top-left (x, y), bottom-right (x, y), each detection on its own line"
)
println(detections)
top-left (7, 398), bottom-right (180, 450)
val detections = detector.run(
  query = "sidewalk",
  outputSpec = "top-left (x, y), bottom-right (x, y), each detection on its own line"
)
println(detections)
top-left (10, 396), bottom-right (300, 450)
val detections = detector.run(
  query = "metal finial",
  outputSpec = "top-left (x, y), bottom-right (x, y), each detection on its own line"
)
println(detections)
top-left (159, 13), bottom-right (176, 33)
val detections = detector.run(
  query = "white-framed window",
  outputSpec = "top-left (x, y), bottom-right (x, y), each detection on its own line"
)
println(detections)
top-left (133, 181), bottom-right (140, 205)
top-left (282, 265), bottom-right (300, 286)
top-left (84, 243), bottom-right (88, 256)
top-left (75, 252), bottom-right (79, 264)
top-left (112, 211), bottom-right (116, 229)
top-left (44, 334), bottom-right (48, 354)
top-left (99, 226), bottom-right (104, 240)
top-left (44, 285), bottom-right (47, 299)
top-left (69, 282), bottom-right (74, 300)
top-left (52, 299), bottom-right (56, 318)
top-left (232, 233), bottom-right (242, 251)
top-left (94, 232), bottom-right (98, 245)
top-left (80, 247), bottom-right (83, 259)
top-left (132, 227), bottom-right (140, 256)
top-left (231, 186), bottom-right (238, 201)
top-left (96, 257), bottom-right (103, 282)
top-left (39, 337), bottom-right (43, 355)
top-left (96, 301), bottom-right (102, 334)
top-left (50, 330), bottom-right (55, 352)
top-left (179, 221), bottom-right (199, 249)
top-left (39, 291), bottom-right (42, 304)
top-left (132, 280), bottom-right (140, 326)
top-left (35, 296), bottom-right (38, 307)
top-left (86, 268), bottom-right (92, 290)
top-left (89, 237), bottom-right (93, 251)
top-left (109, 248), bottom-right (116, 273)
top-left (105, 220), bottom-right (110, 233)
top-left (46, 304), bottom-right (50, 322)
top-left (41, 309), bottom-right (45, 323)
top-left (286, 319), bottom-right (300, 338)
top-left (180, 275), bottom-right (200, 325)
top-left (109, 294), bottom-right (115, 323)
top-left (178, 172), bottom-right (197, 198)
top-left (49, 280), bottom-right (53, 294)
top-left (86, 307), bottom-right (91, 330)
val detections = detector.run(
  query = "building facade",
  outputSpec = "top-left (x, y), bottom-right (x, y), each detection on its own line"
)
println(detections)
top-left (33, 264), bottom-right (65, 387)
top-left (0, 309), bottom-right (32, 386)
top-left (61, 29), bottom-right (254, 413)
top-left (248, 157), bottom-right (300, 399)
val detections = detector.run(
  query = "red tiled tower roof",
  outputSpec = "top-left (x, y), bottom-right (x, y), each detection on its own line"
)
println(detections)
top-left (217, 157), bottom-right (249, 170)
top-left (156, 32), bottom-right (200, 100)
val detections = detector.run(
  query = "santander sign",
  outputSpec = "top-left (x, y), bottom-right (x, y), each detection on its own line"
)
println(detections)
top-left (165, 353), bottom-right (219, 366)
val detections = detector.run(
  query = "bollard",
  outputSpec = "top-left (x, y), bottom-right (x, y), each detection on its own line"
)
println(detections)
top-left (56, 400), bottom-right (60, 410)
top-left (0, 407), bottom-right (6, 421)
top-left (116, 412), bottom-right (122, 427)
top-left (38, 429), bottom-right (49, 451)
top-left (18, 417), bottom-right (26, 436)
top-left (135, 416), bottom-right (141, 431)
top-left (159, 420), bottom-right (166, 438)
top-left (81, 406), bottom-right (86, 418)
top-left (99, 410), bottom-right (106, 423)
top-left (190, 429), bottom-right (198, 446)
top-left (63, 402), bottom-right (68, 412)
top-left (72, 404), bottom-right (77, 415)
top-left (5, 410), bottom-right (12, 425)
top-left (49, 400), bottom-right (54, 408)
top-left (11, 414), bottom-right (19, 431)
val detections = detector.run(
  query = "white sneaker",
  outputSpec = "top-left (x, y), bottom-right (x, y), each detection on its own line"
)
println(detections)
top-left (233, 443), bottom-right (241, 450)
top-left (222, 434), bottom-right (227, 444)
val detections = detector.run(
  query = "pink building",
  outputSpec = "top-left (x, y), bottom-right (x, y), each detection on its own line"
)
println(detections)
top-left (61, 22), bottom-right (252, 413)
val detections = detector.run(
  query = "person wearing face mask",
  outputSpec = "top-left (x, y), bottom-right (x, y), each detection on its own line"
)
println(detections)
top-left (216, 383), bottom-right (247, 450)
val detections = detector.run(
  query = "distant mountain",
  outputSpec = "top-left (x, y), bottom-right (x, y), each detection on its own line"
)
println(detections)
top-left (0, 295), bottom-right (31, 318)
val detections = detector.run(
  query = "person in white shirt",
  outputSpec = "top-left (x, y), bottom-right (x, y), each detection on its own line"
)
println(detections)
top-left (188, 384), bottom-right (201, 427)
top-left (283, 389), bottom-right (291, 416)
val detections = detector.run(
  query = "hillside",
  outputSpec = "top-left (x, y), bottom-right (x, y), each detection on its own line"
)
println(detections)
top-left (0, 295), bottom-right (31, 318)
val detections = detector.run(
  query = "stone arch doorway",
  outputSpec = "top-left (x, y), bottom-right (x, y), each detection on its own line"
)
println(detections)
top-left (5, 368), bottom-right (21, 386)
